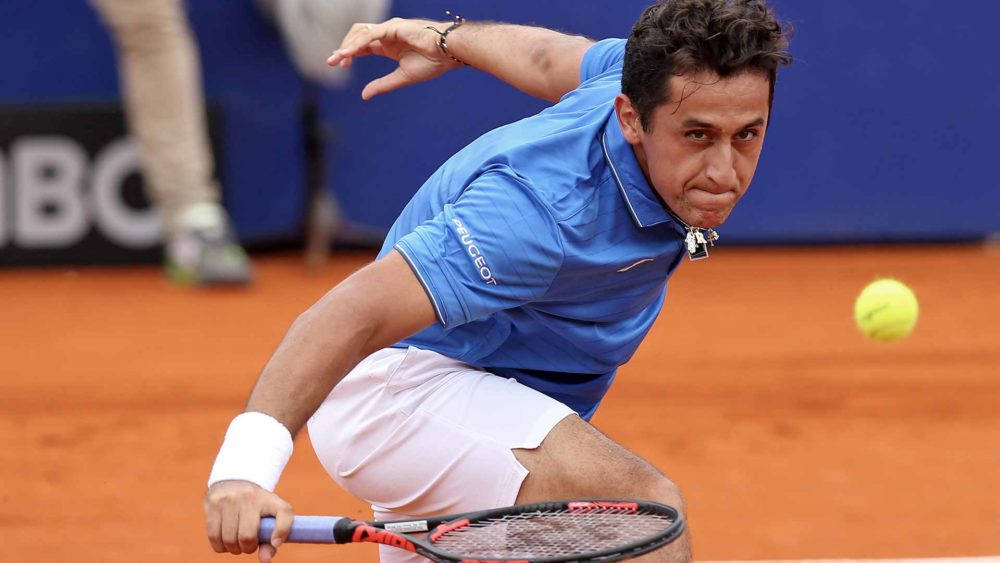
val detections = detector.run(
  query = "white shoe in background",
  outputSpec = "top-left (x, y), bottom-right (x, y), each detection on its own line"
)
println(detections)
top-left (165, 203), bottom-right (252, 286)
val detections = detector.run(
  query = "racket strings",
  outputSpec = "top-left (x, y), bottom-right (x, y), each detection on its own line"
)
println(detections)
top-left (430, 508), bottom-right (675, 558)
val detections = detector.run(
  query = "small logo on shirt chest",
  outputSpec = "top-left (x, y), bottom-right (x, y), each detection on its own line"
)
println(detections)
top-left (451, 218), bottom-right (498, 285)
top-left (617, 258), bottom-right (654, 272)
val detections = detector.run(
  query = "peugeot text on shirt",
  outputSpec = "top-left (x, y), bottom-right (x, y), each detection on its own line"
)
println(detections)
top-left (451, 218), bottom-right (497, 285)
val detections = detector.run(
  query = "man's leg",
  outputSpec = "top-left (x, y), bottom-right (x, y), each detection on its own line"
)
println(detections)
top-left (514, 416), bottom-right (693, 562)
top-left (89, 0), bottom-right (251, 284)
top-left (368, 416), bottom-right (694, 563)
top-left (308, 346), bottom-right (689, 562)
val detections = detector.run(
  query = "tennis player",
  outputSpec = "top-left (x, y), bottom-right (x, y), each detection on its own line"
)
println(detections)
top-left (204, 2), bottom-right (790, 561)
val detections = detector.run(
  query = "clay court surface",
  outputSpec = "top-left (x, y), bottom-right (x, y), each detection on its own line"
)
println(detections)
top-left (2, 244), bottom-right (997, 562)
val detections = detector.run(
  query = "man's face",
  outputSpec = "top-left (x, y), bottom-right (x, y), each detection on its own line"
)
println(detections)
top-left (616, 70), bottom-right (771, 228)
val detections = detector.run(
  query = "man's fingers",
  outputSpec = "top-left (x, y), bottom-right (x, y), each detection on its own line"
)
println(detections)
top-left (221, 511), bottom-right (242, 555)
top-left (328, 50), bottom-right (357, 68)
top-left (204, 481), bottom-right (294, 557)
top-left (329, 40), bottom-right (379, 66)
top-left (339, 22), bottom-right (375, 52)
top-left (268, 501), bottom-right (295, 549)
top-left (362, 68), bottom-right (412, 100)
top-left (258, 543), bottom-right (277, 563)
top-left (331, 22), bottom-right (384, 63)
top-left (238, 507), bottom-right (263, 554)
top-left (329, 39), bottom-right (386, 71)
top-left (367, 40), bottom-right (388, 58)
top-left (204, 506), bottom-right (226, 553)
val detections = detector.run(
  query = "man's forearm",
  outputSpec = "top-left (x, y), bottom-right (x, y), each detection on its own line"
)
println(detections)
top-left (244, 284), bottom-right (375, 435)
top-left (444, 22), bottom-right (594, 103)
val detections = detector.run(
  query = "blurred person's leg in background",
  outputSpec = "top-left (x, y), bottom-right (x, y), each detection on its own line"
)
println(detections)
top-left (90, 0), bottom-right (252, 285)
top-left (256, 0), bottom-right (391, 267)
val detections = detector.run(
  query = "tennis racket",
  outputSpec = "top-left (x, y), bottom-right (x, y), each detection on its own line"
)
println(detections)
top-left (259, 499), bottom-right (684, 562)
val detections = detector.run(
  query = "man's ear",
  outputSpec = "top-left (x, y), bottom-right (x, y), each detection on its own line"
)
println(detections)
top-left (614, 94), bottom-right (644, 144)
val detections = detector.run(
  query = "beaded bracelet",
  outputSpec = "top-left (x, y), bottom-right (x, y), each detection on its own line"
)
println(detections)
top-left (426, 11), bottom-right (469, 65)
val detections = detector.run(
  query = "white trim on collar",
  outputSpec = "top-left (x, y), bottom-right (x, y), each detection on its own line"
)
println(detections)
top-left (600, 131), bottom-right (645, 228)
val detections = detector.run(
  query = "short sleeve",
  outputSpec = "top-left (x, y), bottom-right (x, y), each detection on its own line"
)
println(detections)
top-left (393, 167), bottom-right (564, 328)
top-left (579, 38), bottom-right (626, 83)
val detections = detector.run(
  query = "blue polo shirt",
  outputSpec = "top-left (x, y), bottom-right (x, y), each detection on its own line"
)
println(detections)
top-left (381, 39), bottom-right (689, 419)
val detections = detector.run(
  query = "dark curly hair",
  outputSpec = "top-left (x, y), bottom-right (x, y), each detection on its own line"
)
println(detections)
top-left (623, 0), bottom-right (792, 131)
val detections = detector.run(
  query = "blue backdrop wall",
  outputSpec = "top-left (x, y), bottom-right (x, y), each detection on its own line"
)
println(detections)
top-left (319, 0), bottom-right (999, 243)
top-left (1, 0), bottom-right (996, 256)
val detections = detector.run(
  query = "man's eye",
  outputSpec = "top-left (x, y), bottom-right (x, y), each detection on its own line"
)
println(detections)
top-left (736, 130), bottom-right (760, 141)
top-left (685, 130), bottom-right (709, 140)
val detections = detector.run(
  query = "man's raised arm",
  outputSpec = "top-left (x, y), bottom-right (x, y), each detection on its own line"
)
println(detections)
top-left (328, 16), bottom-right (595, 103)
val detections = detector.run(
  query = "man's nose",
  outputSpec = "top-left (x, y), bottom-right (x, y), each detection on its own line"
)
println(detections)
top-left (705, 143), bottom-right (739, 190)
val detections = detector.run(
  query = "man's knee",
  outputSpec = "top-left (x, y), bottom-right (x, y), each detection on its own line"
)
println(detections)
top-left (646, 473), bottom-right (686, 514)
top-left (605, 453), bottom-right (685, 513)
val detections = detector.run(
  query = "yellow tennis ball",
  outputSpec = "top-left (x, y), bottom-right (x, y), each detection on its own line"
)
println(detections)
top-left (853, 278), bottom-right (919, 342)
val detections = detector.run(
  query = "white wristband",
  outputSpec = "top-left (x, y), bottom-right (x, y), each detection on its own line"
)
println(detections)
top-left (207, 412), bottom-right (294, 492)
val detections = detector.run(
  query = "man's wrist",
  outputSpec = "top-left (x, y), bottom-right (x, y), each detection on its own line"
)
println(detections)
top-left (207, 411), bottom-right (293, 492)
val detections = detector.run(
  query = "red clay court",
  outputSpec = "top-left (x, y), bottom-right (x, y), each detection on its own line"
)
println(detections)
top-left (2, 244), bottom-right (998, 562)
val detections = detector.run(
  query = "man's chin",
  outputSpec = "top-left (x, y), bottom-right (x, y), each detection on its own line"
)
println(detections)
top-left (664, 199), bottom-right (734, 229)
top-left (681, 208), bottom-right (730, 229)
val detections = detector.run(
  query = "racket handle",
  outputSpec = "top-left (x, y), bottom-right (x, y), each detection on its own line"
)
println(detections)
top-left (259, 516), bottom-right (347, 544)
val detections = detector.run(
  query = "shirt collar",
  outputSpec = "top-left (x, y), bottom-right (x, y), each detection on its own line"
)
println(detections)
top-left (600, 114), bottom-right (675, 229)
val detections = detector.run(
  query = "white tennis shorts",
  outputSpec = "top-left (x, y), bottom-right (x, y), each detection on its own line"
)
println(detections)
top-left (307, 346), bottom-right (575, 563)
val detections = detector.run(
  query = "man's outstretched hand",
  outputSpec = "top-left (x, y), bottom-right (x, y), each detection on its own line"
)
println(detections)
top-left (328, 18), bottom-right (464, 100)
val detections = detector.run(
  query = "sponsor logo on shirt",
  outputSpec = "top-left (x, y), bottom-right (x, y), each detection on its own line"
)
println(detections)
top-left (618, 258), bottom-right (654, 272)
top-left (452, 218), bottom-right (498, 286)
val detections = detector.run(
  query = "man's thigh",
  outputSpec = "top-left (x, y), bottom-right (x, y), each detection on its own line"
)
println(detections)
top-left (513, 415), bottom-right (691, 563)
top-left (514, 415), bottom-right (685, 514)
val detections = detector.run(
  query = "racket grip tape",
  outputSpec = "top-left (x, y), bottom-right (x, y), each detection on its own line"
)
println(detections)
top-left (259, 516), bottom-right (347, 544)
